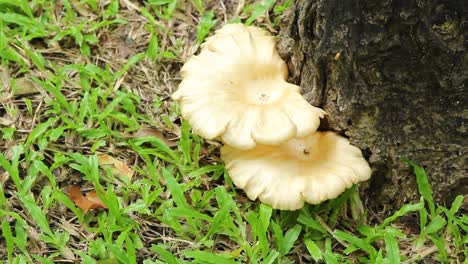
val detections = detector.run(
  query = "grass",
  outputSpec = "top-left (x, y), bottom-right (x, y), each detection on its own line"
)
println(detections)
top-left (0, 0), bottom-right (466, 263)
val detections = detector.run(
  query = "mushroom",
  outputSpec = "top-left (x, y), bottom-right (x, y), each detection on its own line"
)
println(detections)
top-left (221, 131), bottom-right (372, 210)
top-left (172, 23), bottom-right (325, 150)
top-left (201, 23), bottom-right (270, 50)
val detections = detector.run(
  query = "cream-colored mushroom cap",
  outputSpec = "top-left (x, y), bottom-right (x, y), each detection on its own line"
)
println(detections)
top-left (172, 23), bottom-right (325, 150)
top-left (221, 132), bottom-right (372, 210)
top-left (201, 23), bottom-right (270, 50)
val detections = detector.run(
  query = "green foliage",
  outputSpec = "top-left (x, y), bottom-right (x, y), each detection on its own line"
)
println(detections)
top-left (196, 11), bottom-right (217, 44)
top-left (243, 0), bottom-right (277, 25)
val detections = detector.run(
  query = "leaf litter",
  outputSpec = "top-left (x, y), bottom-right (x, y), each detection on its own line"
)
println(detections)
top-left (67, 186), bottom-right (107, 213)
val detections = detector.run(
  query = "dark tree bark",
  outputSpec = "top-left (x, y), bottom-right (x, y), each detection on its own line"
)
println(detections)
top-left (278, 0), bottom-right (467, 211)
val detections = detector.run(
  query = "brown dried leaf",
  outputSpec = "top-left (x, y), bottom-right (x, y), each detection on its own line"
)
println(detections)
top-left (67, 186), bottom-right (107, 212)
top-left (98, 154), bottom-right (134, 180)
top-left (85, 191), bottom-right (107, 209)
top-left (132, 127), bottom-right (177, 147)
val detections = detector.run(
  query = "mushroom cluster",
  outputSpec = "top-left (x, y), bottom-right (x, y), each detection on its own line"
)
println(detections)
top-left (172, 23), bottom-right (371, 210)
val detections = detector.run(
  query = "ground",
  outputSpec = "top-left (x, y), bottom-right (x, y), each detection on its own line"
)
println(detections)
top-left (0, 0), bottom-right (466, 263)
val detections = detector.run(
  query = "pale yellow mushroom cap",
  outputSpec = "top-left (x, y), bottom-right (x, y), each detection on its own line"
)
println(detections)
top-left (201, 23), bottom-right (270, 50)
top-left (221, 132), bottom-right (372, 210)
top-left (172, 23), bottom-right (325, 149)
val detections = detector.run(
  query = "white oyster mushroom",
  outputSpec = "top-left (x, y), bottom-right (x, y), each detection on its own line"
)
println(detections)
top-left (221, 131), bottom-right (372, 210)
top-left (172, 23), bottom-right (325, 150)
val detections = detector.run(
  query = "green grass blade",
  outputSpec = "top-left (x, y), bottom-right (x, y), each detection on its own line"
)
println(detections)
top-left (204, 187), bottom-right (234, 239)
top-left (418, 214), bottom-right (447, 247)
top-left (19, 194), bottom-right (53, 237)
top-left (262, 250), bottom-right (279, 264)
top-left (449, 195), bottom-right (464, 214)
top-left (196, 11), bottom-right (216, 43)
top-left (162, 168), bottom-right (189, 208)
top-left (125, 236), bottom-right (137, 264)
top-left (188, 165), bottom-right (224, 179)
top-left (53, 189), bottom-right (84, 222)
top-left (246, 209), bottom-right (270, 256)
top-left (179, 120), bottom-right (192, 165)
top-left (244, 0), bottom-right (276, 25)
top-left (259, 204), bottom-right (272, 233)
top-left (297, 214), bottom-right (327, 234)
top-left (0, 145), bottom-right (22, 192)
top-left (279, 225), bottom-right (302, 256)
top-left (183, 250), bottom-right (237, 264)
top-left (98, 92), bottom-right (128, 120)
top-left (151, 245), bottom-right (180, 264)
top-left (0, 183), bottom-right (6, 207)
top-left (1, 220), bottom-right (14, 261)
top-left (334, 230), bottom-right (376, 259)
top-left (147, 33), bottom-right (160, 60)
top-left (430, 236), bottom-right (448, 261)
top-left (424, 214), bottom-right (447, 235)
top-left (304, 239), bottom-right (322, 262)
top-left (25, 117), bottom-right (58, 147)
top-left (34, 77), bottom-right (72, 113)
top-left (132, 137), bottom-right (179, 164)
top-left (323, 243), bottom-right (340, 264)
top-left (379, 202), bottom-right (424, 229)
top-left (403, 159), bottom-right (435, 215)
top-left (384, 232), bottom-right (400, 263)
top-left (166, 207), bottom-right (213, 222)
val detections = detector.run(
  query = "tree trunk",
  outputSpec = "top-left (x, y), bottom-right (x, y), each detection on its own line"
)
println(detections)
top-left (278, 0), bottom-right (467, 211)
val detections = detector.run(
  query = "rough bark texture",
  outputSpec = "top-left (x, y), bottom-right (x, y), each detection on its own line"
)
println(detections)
top-left (278, 0), bottom-right (467, 211)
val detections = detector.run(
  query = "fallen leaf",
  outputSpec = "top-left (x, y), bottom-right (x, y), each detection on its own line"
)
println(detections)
top-left (0, 66), bottom-right (11, 88)
top-left (84, 190), bottom-right (107, 209)
top-left (132, 127), bottom-right (177, 147)
top-left (12, 77), bottom-right (39, 95)
top-left (67, 186), bottom-right (107, 213)
top-left (98, 154), bottom-right (134, 180)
